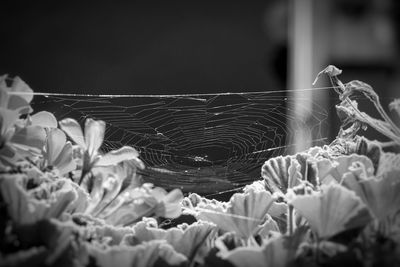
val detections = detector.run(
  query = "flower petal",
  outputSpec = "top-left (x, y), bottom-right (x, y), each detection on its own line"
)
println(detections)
top-left (59, 118), bottom-right (86, 149)
top-left (30, 111), bottom-right (58, 128)
top-left (46, 128), bottom-right (67, 164)
top-left (0, 107), bottom-right (19, 137)
top-left (84, 118), bottom-right (105, 157)
top-left (10, 125), bottom-right (46, 151)
top-left (96, 146), bottom-right (139, 166)
top-left (52, 142), bottom-right (77, 175)
top-left (10, 76), bottom-right (33, 105)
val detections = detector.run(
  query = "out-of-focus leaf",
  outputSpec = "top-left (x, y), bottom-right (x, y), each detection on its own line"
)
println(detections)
top-left (317, 154), bottom-right (374, 185)
top-left (0, 246), bottom-right (47, 267)
top-left (127, 220), bottom-right (215, 262)
top-left (288, 184), bottom-right (372, 239)
top-left (59, 118), bottom-right (86, 149)
top-left (81, 223), bottom-right (134, 246)
top-left (377, 151), bottom-right (400, 176)
top-left (196, 189), bottom-right (282, 240)
top-left (220, 235), bottom-right (290, 267)
top-left (87, 240), bottom-right (187, 267)
top-left (96, 146), bottom-right (139, 166)
top-left (13, 219), bottom-right (89, 267)
top-left (342, 163), bottom-right (400, 220)
top-left (153, 188), bottom-right (184, 218)
top-left (389, 98), bottom-right (400, 118)
top-left (352, 137), bottom-right (382, 173)
top-left (30, 111), bottom-right (58, 128)
top-left (0, 174), bottom-right (77, 224)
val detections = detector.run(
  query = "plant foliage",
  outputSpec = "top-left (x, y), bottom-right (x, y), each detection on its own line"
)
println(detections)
top-left (1, 67), bottom-right (400, 266)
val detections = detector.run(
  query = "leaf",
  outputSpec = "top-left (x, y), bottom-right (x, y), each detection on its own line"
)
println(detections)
top-left (0, 174), bottom-right (78, 224)
top-left (14, 219), bottom-right (89, 267)
top-left (87, 240), bottom-right (187, 267)
top-left (96, 146), bottom-right (139, 166)
top-left (154, 188), bottom-right (184, 218)
top-left (59, 118), bottom-right (86, 149)
top-left (196, 189), bottom-right (281, 240)
top-left (82, 224), bottom-right (134, 246)
top-left (342, 163), bottom-right (400, 220)
top-left (261, 156), bottom-right (303, 194)
top-left (288, 184), bottom-right (372, 239)
top-left (30, 111), bottom-right (58, 128)
top-left (317, 154), bottom-right (374, 185)
top-left (389, 98), bottom-right (400, 118)
top-left (313, 65), bottom-right (342, 85)
top-left (128, 220), bottom-right (215, 262)
top-left (376, 152), bottom-right (400, 176)
top-left (0, 247), bottom-right (47, 267)
top-left (220, 235), bottom-right (291, 267)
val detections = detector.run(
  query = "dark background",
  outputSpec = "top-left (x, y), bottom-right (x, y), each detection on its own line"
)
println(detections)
top-left (0, 1), bottom-right (286, 95)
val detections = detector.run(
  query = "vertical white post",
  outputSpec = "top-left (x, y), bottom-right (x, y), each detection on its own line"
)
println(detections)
top-left (288, 0), bottom-right (314, 153)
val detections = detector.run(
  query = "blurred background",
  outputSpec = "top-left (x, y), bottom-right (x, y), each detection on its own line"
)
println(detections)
top-left (1, 0), bottom-right (399, 151)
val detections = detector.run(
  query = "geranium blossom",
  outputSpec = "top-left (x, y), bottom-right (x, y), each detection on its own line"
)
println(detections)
top-left (59, 117), bottom-right (139, 183)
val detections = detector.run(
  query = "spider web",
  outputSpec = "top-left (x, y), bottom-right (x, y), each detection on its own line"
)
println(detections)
top-left (32, 89), bottom-right (331, 196)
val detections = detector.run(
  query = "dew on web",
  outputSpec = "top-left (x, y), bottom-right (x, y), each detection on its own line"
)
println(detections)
top-left (31, 88), bottom-right (333, 198)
